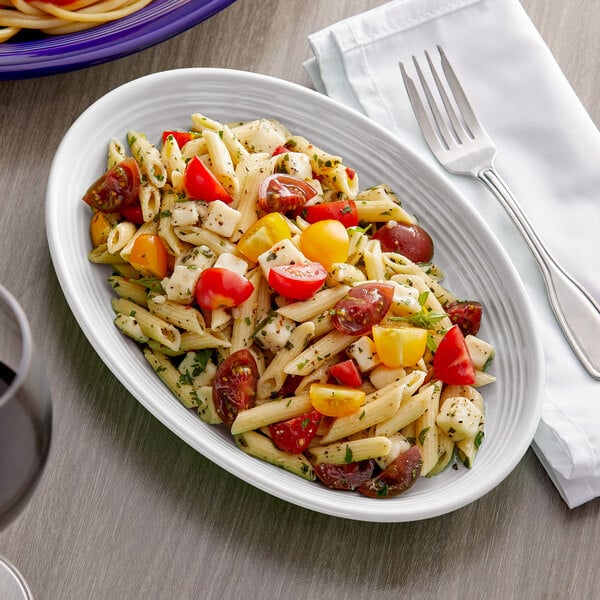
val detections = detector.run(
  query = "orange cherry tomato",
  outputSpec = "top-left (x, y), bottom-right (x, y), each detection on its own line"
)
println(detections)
top-left (89, 212), bottom-right (111, 247)
top-left (128, 234), bottom-right (169, 279)
top-left (300, 219), bottom-right (349, 270)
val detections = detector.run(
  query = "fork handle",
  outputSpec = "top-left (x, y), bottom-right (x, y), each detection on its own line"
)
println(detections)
top-left (478, 167), bottom-right (600, 380)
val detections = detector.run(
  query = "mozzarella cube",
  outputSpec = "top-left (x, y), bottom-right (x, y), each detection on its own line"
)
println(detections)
top-left (254, 312), bottom-right (295, 353)
top-left (388, 280), bottom-right (421, 316)
top-left (346, 336), bottom-right (380, 372)
top-left (436, 396), bottom-right (483, 441)
top-left (163, 245), bottom-right (215, 304)
top-left (258, 238), bottom-right (308, 279)
top-left (203, 200), bottom-right (242, 238)
top-left (170, 201), bottom-right (200, 227)
top-left (214, 252), bottom-right (248, 276)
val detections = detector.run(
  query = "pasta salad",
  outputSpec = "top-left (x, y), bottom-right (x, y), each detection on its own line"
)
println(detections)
top-left (82, 113), bottom-right (496, 498)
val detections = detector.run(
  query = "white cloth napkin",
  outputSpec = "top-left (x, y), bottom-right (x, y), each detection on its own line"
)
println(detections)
top-left (305, 0), bottom-right (600, 508)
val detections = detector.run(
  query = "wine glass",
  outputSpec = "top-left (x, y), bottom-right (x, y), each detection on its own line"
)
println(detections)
top-left (0, 285), bottom-right (52, 600)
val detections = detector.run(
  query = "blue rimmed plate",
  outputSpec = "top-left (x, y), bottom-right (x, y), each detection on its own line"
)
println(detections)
top-left (0, 0), bottom-right (236, 80)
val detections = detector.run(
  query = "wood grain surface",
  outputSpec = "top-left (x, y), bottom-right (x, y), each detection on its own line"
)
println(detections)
top-left (1, 1), bottom-right (599, 598)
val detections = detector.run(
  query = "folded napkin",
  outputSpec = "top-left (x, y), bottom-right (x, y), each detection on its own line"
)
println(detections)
top-left (305, 0), bottom-right (600, 508)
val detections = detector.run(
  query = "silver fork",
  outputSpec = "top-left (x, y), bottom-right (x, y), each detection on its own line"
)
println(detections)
top-left (400, 46), bottom-right (600, 380)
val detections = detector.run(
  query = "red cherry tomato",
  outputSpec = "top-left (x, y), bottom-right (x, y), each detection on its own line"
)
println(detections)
top-left (82, 157), bottom-right (140, 212)
top-left (267, 262), bottom-right (327, 300)
top-left (119, 202), bottom-right (144, 224)
top-left (314, 460), bottom-right (376, 491)
top-left (268, 410), bottom-right (322, 454)
top-left (433, 325), bottom-right (476, 385)
top-left (183, 156), bottom-right (233, 203)
top-left (212, 349), bottom-right (258, 427)
top-left (299, 200), bottom-right (359, 227)
top-left (328, 359), bottom-right (362, 388)
top-left (195, 268), bottom-right (254, 311)
top-left (358, 445), bottom-right (422, 498)
top-left (372, 221), bottom-right (434, 263)
top-left (445, 301), bottom-right (483, 337)
top-left (258, 174), bottom-right (318, 213)
top-left (162, 130), bottom-right (197, 148)
top-left (331, 283), bottom-right (394, 336)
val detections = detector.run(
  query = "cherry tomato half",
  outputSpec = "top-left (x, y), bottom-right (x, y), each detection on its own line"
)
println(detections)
top-left (445, 301), bottom-right (483, 337)
top-left (309, 383), bottom-right (365, 417)
top-left (119, 202), bottom-right (145, 225)
top-left (372, 221), bottom-right (434, 263)
top-left (331, 283), bottom-right (394, 336)
top-left (267, 262), bottom-right (327, 300)
top-left (237, 212), bottom-right (291, 263)
top-left (358, 445), bottom-right (422, 498)
top-left (268, 409), bottom-right (322, 454)
top-left (300, 219), bottom-right (349, 270)
top-left (299, 200), bottom-right (359, 227)
top-left (372, 325), bottom-right (428, 368)
top-left (162, 130), bottom-right (197, 148)
top-left (213, 349), bottom-right (258, 427)
top-left (82, 157), bottom-right (140, 212)
top-left (314, 460), bottom-right (376, 491)
top-left (433, 325), bottom-right (476, 385)
top-left (328, 359), bottom-right (362, 388)
top-left (258, 174), bottom-right (318, 213)
top-left (195, 268), bottom-right (254, 311)
top-left (183, 156), bottom-right (233, 203)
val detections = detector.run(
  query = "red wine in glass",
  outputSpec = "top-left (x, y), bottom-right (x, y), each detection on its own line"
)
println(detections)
top-left (0, 361), bottom-right (51, 529)
top-left (0, 286), bottom-right (52, 600)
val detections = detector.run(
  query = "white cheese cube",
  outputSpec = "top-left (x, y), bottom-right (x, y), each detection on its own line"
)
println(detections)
top-left (274, 151), bottom-right (312, 180)
top-left (214, 252), bottom-right (248, 276)
top-left (388, 279), bottom-right (421, 316)
top-left (346, 336), bottom-right (380, 372)
top-left (369, 364), bottom-right (407, 389)
top-left (170, 201), bottom-right (200, 227)
top-left (254, 312), bottom-right (295, 353)
top-left (163, 245), bottom-right (215, 304)
top-left (203, 200), bottom-right (242, 238)
top-left (436, 396), bottom-right (483, 441)
top-left (258, 238), bottom-right (308, 279)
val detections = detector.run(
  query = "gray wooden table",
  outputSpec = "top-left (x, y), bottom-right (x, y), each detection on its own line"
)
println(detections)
top-left (1, 1), bottom-right (599, 598)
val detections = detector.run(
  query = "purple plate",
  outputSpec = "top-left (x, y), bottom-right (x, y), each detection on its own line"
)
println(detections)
top-left (0, 0), bottom-right (236, 80)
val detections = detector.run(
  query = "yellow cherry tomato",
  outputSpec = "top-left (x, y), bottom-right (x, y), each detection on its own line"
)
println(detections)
top-left (300, 219), bottom-right (349, 270)
top-left (237, 212), bottom-right (291, 262)
top-left (309, 382), bottom-right (366, 417)
top-left (372, 325), bottom-right (428, 368)
top-left (129, 233), bottom-right (169, 279)
top-left (89, 211), bottom-right (112, 247)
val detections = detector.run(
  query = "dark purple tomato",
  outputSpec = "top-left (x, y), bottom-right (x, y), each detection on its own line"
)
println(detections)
top-left (314, 460), bottom-right (376, 491)
top-left (358, 445), bottom-right (423, 498)
top-left (212, 349), bottom-right (259, 427)
top-left (372, 221), bottom-right (434, 263)
top-left (445, 301), bottom-right (483, 336)
top-left (82, 157), bottom-right (140, 212)
top-left (331, 283), bottom-right (394, 336)
top-left (258, 174), bottom-right (318, 213)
